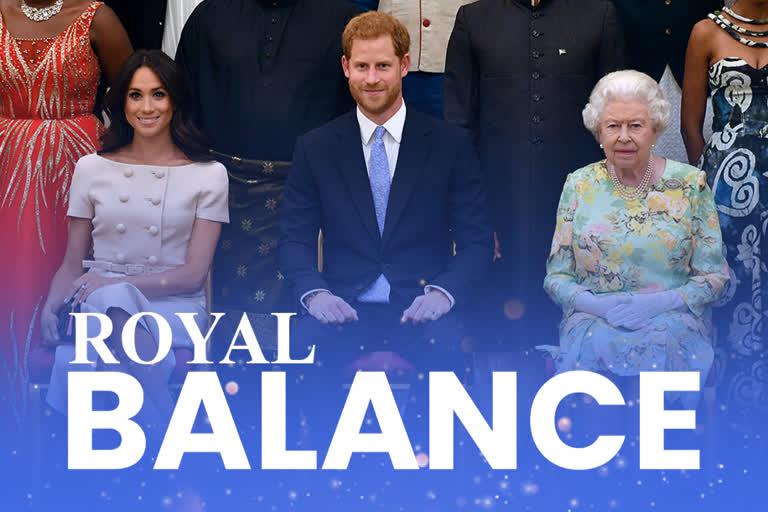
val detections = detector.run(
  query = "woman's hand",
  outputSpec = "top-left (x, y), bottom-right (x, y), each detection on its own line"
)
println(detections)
top-left (40, 301), bottom-right (60, 344)
top-left (605, 291), bottom-right (685, 330)
top-left (574, 292), bottom-right (630, 319)
top-left (70, 273), bottom-right (120, 305)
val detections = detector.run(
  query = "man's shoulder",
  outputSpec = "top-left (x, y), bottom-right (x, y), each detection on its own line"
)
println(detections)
top-left (455, 0), bottom-right (498, 20)
top-left (408, 110), bottom-right (473, 145)
top-left (298, 110), bottom-right (357, 147)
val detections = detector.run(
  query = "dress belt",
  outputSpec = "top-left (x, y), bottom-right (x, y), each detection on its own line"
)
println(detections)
top-left (208, 149), bottom-right (291, 184)
top-left (0, 113), bottom-right (97, 122)
top-left (83, 260), bottom-right (174, 275)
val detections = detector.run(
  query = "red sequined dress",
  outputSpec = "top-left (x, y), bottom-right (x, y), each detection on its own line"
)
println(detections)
top-left (0, 2), bottom-right (104, 427)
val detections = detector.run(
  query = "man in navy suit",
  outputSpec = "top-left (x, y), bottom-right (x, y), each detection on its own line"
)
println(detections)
top-left (279, 11), bottom-right (491, 374)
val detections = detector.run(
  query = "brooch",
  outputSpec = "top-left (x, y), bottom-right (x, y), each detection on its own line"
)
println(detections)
top-left (663, 178), bottom-right (682, 190)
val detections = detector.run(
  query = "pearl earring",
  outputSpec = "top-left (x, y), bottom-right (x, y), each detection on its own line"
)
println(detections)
top-left (599, 143), bottom-right (604, 149)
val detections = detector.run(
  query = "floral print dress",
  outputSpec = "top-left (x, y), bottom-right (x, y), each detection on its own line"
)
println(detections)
top-left (540, 159), bottom-right (729, 387)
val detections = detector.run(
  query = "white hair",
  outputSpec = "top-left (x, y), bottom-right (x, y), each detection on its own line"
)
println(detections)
top-left (582, 69), bottom-right (671, 140)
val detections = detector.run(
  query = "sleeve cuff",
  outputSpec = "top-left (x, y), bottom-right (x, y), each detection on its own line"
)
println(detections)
top-left (424, 285), bottom-right (456, 309)
top-left (300, 288), bottom-right (331, 311)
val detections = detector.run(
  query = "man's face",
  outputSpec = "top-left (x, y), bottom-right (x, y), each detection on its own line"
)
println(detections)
top-left (342, 35), bottom-right (410, 123)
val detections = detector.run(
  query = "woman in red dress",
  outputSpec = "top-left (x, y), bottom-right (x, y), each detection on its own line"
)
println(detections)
top-left (0, 0), bottom-right (131, 430)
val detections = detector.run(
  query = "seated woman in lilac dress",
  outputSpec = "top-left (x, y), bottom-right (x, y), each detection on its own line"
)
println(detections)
top-left (41, 50), bottom-right (228, 429)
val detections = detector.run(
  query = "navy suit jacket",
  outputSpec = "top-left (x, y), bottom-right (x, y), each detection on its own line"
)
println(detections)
top-left (279, 108), bottom-right (492, 310)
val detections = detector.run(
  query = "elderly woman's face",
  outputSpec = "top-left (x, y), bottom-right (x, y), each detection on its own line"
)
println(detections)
top-left (598, 100), bottom-right (657, 171)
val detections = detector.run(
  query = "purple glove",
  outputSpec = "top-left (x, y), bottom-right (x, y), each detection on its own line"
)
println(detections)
top-left (605, 291), bottom-right (685, 330)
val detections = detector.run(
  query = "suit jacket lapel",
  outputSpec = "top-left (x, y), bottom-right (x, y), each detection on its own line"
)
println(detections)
top-left (333, 112), bottom-right (381, 243)
top-left (381, 113), bottom-right (430, 244)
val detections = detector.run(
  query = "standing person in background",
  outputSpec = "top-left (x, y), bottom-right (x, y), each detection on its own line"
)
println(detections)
top-left (0, 0), bottom-right (132, 433)
top-left (682, 0), bottom-right (768, 427)
top-left (443, 0), bottom-right (626, 347)
top-left (104, 0), bottom-right (166, 50)
top-left (176, 0), bottom-right (361, 345)
top-left (611, 0), bottom-right (721, 162)
top-left (350, 0), bottom-right (477, 118)
top-left (160, 0), bottom-right (203, 58)
top-left (351, 0), bottom-right (377, 10)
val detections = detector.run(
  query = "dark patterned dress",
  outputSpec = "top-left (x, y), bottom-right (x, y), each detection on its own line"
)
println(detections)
top-left (701, 57), bottom-right (768, 425)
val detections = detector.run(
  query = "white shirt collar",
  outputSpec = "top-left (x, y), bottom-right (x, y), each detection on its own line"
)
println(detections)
top-left (357, 101), bottom-right (406, 145)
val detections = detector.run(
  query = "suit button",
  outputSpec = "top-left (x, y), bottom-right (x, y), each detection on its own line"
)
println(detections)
top-left (124, 169), bottom-right (133, 178)
top-left (119, 193), bottom-right (129, 203)
top-left (154, 169), bottom-right (165, 178)
top-left (116, 223), bottom-right (126, 233)
top-left (532, 94), bottom-right (542, 102)
top-left (532, 115), bottom-right (542, 124)
top-left (531, 29), bottom-right (541, 37)
top-left (88, 190), bottom-right (97, 201)
top-left (383, 264), bottom-right (392, 271)
top-left (531, 71), bottom-right (540, 80)
top-left (151, 196), bottom-right (161, 205)
top-left (665, 0), bottom-right (671, 5)
top-left (149, 225), bottom-right (159, 236)
top-left (148, 256), bottom-right (158, 265)
top-left (422, 18), bottom-right (430, 28)
top-left (665, 27), bottom-right (672, 35)
top-left (531, 51), bottom-right (541, 59)
top-left (115, 253), bottom-right (126, 263)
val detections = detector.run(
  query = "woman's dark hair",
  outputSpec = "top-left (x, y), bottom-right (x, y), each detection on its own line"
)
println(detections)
top-left (100, 49), bottom-right (213, 161)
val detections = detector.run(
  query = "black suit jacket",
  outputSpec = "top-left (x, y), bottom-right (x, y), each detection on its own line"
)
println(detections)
top-left (443, 0), bottom-right (625, 297)
top-left (279, 108), bottom-right (492, 310)
top-left (611, 0), bottom-right (721, 84)
top-left (104, 0), bottom-right (167, 50)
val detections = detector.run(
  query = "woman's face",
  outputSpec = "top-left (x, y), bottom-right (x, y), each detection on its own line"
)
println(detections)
top-left (124, 66), bottom-right (173, 139)
top-left (598, 99), bottom-right (657, 172)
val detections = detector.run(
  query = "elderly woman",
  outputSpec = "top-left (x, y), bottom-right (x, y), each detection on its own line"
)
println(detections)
top-left (540, 70), bottom-right (729, 400)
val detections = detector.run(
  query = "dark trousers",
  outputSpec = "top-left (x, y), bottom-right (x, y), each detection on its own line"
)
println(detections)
top-left (287, 302), bottom-right (469, 446)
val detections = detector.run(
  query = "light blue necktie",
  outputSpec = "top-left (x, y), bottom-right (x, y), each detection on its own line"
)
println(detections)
top-left (358, 125), bottom-right (392, 303)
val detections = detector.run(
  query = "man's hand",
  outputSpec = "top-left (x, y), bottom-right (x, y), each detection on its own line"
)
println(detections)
top-left (307, 291), bottom-right (359, 324)
top-left (401, 289), bottom-right (452, 324)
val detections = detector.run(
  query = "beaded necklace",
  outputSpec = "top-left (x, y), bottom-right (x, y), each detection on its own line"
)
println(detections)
top-left (607, 158), bottom-right (654, 202)
top-left (708, 12), bottom-right (768, 48)
top-left (723, 6), bottom-right (768, 25)
top-left (715, 11), bottom-right (768, 37)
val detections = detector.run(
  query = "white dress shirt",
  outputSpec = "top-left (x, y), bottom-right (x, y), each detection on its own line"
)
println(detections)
top-left (301, 101), bottom-right (454, 309)
top-left (378, 0), bottom-right (477, 73)
top-left (357, 101), bottom-right (406, 182)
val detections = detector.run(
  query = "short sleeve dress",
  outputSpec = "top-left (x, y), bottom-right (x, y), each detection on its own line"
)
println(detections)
top-left (46, 154), bottom-right (229, 413)
top-left (539, 159), bottom-right (729, 395)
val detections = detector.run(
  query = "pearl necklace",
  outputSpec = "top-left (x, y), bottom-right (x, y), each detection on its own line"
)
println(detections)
top-left (20, 0), bottom-right (63, 22)
top-left (608, 157), bottom-right (654, 202)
